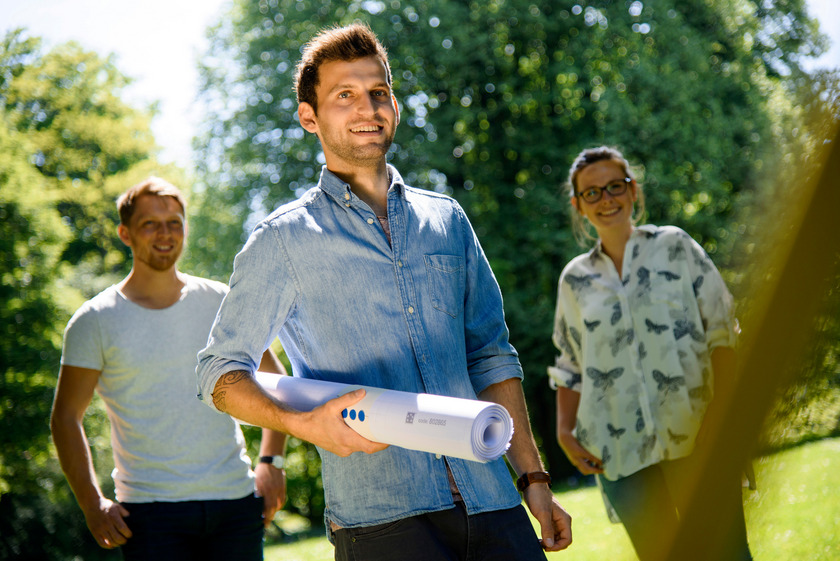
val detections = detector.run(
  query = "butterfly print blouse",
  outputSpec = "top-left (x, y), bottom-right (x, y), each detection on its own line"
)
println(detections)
top-left (548, 224), bottom-right (737, 480)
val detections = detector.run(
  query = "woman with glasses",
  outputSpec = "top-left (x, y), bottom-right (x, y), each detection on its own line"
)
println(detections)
top-left (548, 146), bottom-right (752, 560)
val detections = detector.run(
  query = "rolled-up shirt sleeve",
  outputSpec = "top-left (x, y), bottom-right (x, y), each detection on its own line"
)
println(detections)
top-left (547, 277), bottom-right (583, 392)
top-left (196, 221), bottom-right (297, 408)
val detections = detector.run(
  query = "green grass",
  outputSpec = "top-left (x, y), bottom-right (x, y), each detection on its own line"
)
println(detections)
top-left (746, 438), bottom-right (840, 561)
top-left (265, 437), bottom-right (840, 561)
top-left (541, 483), bottom-right (636, 561)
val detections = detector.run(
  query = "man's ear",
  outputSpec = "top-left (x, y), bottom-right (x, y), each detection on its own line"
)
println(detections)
top-left (392, 94), bottom-right (400, 125)
top-left (570, 195), bottom-right (581, 215)
top-left (117, 224), bottom-right (132, 248)
top-left (298, 102), bottom-right (319, 134)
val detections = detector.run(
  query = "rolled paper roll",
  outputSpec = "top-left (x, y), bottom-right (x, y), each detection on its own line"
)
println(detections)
top-left (253, 372), bottom-right (513, 463)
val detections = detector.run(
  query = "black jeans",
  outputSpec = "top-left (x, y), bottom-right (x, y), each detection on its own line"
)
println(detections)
top-left (119, 493), bottom-right (264, 561)
top-left (332, 502), bottom-right (547, 561)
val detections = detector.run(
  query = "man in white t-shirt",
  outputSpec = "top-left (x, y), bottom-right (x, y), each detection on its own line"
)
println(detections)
top-left (50, 177), bottom-right (287, 560)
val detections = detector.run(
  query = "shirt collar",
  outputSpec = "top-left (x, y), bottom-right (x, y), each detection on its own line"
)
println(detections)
top-left (317, 164), bottom-right (406, 205)
top-left (635, 224), bottom-right (658, 235)
top-left (589, 224), bottom-right (659, 261)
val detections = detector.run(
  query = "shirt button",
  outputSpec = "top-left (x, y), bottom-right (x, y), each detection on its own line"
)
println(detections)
top-left (367, 218), bottom-right (374, 224)
top-left (397, 261), bottom-right (403, 267)
top-left (344, 193), bottom-right (350, 200)
top-left (435, 454), bottom-right (442, 460)
top-left (408, 306), bottom-right (414, 314)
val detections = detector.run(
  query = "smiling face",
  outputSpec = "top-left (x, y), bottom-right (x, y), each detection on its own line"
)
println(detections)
top-left (297, 56), bottom-right (399, 173)
top-left (118, 194), bottom-right (185, 272)
top-left (571, 159), bottom-right (638, 239)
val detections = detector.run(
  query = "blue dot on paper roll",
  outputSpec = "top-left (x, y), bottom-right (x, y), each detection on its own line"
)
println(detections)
top-left (349, 409), bottom-right (357, 420)
top-left (358, 410), bottom-right (365, 422)
top-left (342, 409), bottom-right (348, 418)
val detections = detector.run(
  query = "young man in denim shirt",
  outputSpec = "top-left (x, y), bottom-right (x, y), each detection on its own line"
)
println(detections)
top-left (196, 24), bottom-right (571, 560)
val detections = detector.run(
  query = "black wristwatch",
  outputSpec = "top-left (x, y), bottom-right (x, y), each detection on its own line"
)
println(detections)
top-left (259, 455), bottom-right (285, 469)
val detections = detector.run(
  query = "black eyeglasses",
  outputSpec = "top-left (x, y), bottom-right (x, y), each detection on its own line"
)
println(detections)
top-left (575, 177), bottom-right (631, 204)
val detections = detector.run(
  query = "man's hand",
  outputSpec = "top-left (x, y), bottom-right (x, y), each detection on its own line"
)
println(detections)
top-left (295, 389), bottom-right (389, 457)
top-left (523, 483), bottom-right (573, 552)
top-left (255, 462), bottom-right (287, 528)
top-left (557, 429), bottom-right (604, 475)
top-left (82, 497), bottom-right (132, 549)
top-left (211, 371), bottom-right (388, 457)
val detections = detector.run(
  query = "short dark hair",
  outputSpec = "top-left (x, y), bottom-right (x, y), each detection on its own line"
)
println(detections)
top-left (117, 177), bottom-right (186, 225)
top-left (294, 23), bottom-right (391, 113)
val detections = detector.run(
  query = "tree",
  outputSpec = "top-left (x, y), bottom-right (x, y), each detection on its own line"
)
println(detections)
top-left (0, 29), bottom-right (175, 559)
top-left (752, 68), bottom-right (840, 453)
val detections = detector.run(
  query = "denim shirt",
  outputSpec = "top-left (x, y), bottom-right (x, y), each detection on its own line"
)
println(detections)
top-left (197, 165), bottom-right (523, 528)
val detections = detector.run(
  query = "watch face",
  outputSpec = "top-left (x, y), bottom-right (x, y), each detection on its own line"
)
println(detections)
top-left (265, 455), bottom-right (284, 469)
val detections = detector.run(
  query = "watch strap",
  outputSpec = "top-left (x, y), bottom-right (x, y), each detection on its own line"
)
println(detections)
top-left (516, 471), bottom-right (551, 492)
top-left (259, 455), bottom-right (285, 469)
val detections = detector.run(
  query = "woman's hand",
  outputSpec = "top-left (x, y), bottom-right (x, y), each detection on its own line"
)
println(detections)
top-left (555, 387), bottom-right (604, 475)
top-left (557, 429), bottom-right (604, 475)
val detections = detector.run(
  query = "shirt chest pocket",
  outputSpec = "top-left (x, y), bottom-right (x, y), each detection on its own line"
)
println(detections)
top-left (424, 254), bottom-right (465, 318)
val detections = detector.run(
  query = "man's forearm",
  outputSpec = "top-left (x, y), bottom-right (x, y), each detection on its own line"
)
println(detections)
top-left (555, 387), bottom-right (580, 438)
top-left (51, 418), bottom-right (106, 511)
top-left (212, 370), bottom-right (296, 433)
top-left (212, 369), bottom-right (389, 457)
top-left (260, 428), bottom-right (288, 457)
top-left (478, 377), bottom-right (544, 476)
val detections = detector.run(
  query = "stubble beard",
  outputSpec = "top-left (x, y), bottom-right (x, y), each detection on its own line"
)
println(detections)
top-left (326, 126), bottom-right (395, 167)
top-left (136, 246), bottom-right (182, 272)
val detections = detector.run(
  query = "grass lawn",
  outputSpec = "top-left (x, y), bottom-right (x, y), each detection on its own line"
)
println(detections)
top-left (265, 437), bottom-right (840, 561)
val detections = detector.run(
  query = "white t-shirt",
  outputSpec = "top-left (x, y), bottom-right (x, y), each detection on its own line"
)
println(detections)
top-left (61, 274), bottom-right (255, 503)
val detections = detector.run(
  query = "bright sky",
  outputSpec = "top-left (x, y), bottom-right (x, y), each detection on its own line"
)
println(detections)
top-left (1, 0), bottom-right (838, 171)
top-left (1, 0), bottom-right (230, 169)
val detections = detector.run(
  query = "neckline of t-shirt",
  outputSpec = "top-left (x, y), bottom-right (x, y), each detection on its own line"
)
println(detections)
top-left (113, 275), bottom-right (193, 311)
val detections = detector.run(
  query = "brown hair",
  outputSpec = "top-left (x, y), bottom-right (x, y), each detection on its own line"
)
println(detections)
top-left (566, 146), bottom-right (646, 246)
top-left (294, 23), bottom-right (391, 113)
top-left (117, 177), bottom-right (186, 225)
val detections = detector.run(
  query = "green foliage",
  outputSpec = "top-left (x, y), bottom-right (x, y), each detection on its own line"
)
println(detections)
top-left (0, 487), bottom-right (120, 561)
top-left (761, 266), bottom-right (840, 452)
top-left (0, 28), bottom-right (173, 560)
top-left (240, 427), bottom-right (325, 522)
top-left (734, 66), bottom-right (840, 454)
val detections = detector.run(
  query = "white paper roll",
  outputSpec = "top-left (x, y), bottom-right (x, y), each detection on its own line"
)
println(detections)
top-left (253, 372), bottom-right (513, 463)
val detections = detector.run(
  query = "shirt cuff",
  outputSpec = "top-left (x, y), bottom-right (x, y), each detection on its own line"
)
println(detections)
top-left (547, 365), bottom-right (582, 392)
top-left (706, 326), bottom-right (737, 350)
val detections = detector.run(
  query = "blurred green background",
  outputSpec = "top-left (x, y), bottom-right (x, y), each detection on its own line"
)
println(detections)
top-left (1, 1), bottom-right (838, 558)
